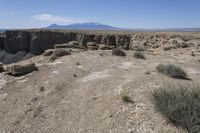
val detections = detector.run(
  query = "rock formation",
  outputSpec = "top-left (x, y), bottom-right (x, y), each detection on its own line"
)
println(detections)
top-left (0, 29), bottom-right (199, 64)
top-left (5, 63), bottom-right (37, 76)
top-left (0, 30), bottom-right (132, 64)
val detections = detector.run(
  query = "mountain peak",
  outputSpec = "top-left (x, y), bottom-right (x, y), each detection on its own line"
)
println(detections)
top-left (47, 22), bottom-right (120, 30)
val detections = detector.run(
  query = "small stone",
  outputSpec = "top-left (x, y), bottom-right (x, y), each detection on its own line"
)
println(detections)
top-left (109, 114), bottom-right (113, 117)
top-left (73, 74), bottom-right (77, 77)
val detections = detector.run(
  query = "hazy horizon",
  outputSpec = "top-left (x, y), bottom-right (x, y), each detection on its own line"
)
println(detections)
top-left (1, 0), bottom-right (200, 29)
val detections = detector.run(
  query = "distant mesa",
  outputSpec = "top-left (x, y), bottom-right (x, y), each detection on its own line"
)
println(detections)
top-left (46, 22), bottom-right (120, 30)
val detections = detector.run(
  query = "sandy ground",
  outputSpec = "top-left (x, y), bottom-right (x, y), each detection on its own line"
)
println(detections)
top-left (0, 47), bottom-right (200, 133)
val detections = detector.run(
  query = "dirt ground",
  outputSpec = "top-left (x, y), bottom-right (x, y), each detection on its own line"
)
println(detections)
top-left (0, 46), bottom-right (200, 132)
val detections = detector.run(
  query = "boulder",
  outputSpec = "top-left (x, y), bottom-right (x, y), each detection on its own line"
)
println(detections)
top-left (87, 42), bottom-right (99, 50)
top-left (5, 63), bottom-right (37, 76)
top-left (53, 49), bottom-right (71, 57)
top-left (50, 49), bottom-right (71, 62)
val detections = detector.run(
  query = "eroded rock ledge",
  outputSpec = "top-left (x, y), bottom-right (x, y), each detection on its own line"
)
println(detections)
top-left (0, 30), bottom-right (132, 64)
top-left (2, 30), bottom-right (131, 54)
top-left (0, 29), bottom-right (199, 64)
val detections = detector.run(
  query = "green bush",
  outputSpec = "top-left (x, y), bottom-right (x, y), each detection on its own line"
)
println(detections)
top-left (152, 84), bottom-right (200, 132)
top-left (180, 42), bottom-right (189, 48)
top-left (156, 64), bottom-right (187, 79)
top-left (133, 51), bottom-right (146, 59)
top-left (112, 48), bottom-right (126, 56)
top-left (122, 95), bottom-right (133, 103)
top-left (76, 62), bottom-right (81, 65)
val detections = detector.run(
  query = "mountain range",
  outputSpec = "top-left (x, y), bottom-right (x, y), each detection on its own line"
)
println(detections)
top-left (47, 22), bottom-right (120, 30)
top-left (1, 22), bottom-right (200, 31)
top-left (46, 22), bottom-right (200, 31)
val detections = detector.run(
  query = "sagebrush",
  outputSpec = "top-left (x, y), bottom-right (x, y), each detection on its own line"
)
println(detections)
top-left (156, 64), bottom-right (187, 79)
top-left (133, 51), bottom-right (146, 59)
top-left (112, 48), bottom-right (126, 56)
top-left (152, 84), bottom-right (200, 132)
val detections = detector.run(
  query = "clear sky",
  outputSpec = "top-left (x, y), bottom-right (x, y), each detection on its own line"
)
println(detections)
top-left (0, 0), bottom-right (200, 29)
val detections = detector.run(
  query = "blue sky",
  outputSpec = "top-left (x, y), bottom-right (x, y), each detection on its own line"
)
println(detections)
top-left (0, 0), bottom-right (200, 29)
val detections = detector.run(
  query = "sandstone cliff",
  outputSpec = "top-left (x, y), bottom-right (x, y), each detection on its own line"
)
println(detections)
top-left (0, 30), bottom-right (132, 63)
top-left (0, 30), bottom-right (199, 64)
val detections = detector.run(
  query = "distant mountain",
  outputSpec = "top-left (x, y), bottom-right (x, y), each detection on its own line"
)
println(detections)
top-left (0, 29), bottom-right (6, 33)
top-left (159, 28), bottom-right (200, 32)
top-left (47, 22), bottom-right (120, 30)
top-left (127, 28), bottom-right (200, 32)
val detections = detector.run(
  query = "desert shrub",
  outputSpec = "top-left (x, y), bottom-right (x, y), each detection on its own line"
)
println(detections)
top-left (163, 46), bottom-right (172, 51)
top-left (182, 37), bottom-right (191, 42)
top-left (191, 52), bottom-right (196, 56)
top-left (76, 62), bottom-right (80, 65)
top-left (163, 45), bottom-right (176, 51)
top-left (156, 64), bottom-right (187, 79)
top-left (39, 86), bottom-right (45, 92)
top-left (133, 51), bottom-right (146, 59)
top-left (122, 95), bottom-right (133, 103)
top-left (112, 48), bottom-right (126, 56)
top-left (180, 42), bottom-right (189, 48)
top-left (145, 71), bottom-right (151, 75)
top-left (152, 84), bottom-right (200, 132)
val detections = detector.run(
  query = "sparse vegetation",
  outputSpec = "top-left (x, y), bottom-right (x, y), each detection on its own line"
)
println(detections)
top-left (133, 51), bottom-right (146, 59)
top-left (163, 46), bottom-right (172, 51)
top-left (180, 42), bottom-right (189, 48)
top-left (39, 86), bottom-right (45, 92)
top-left (145, 71), bottom-right (151, 75)
top-left (156, 64), bottom-right (188, 79)
top-left (163, 46), bottom-right (176, 51)
top-left (182, 37), bottom-right (191, 42)
top-left (112, 48), bottom-right (126, 56)
top-left (191, 52), bottom-right (196, 56)
top-left (73, 74), bottom-right (77, 77)
top-left (152, 84), bottom-right (200, 132)
top-left (76, 62), bottom-right (81, 65)
top-left (121, 95), bottom-right (133, 103)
